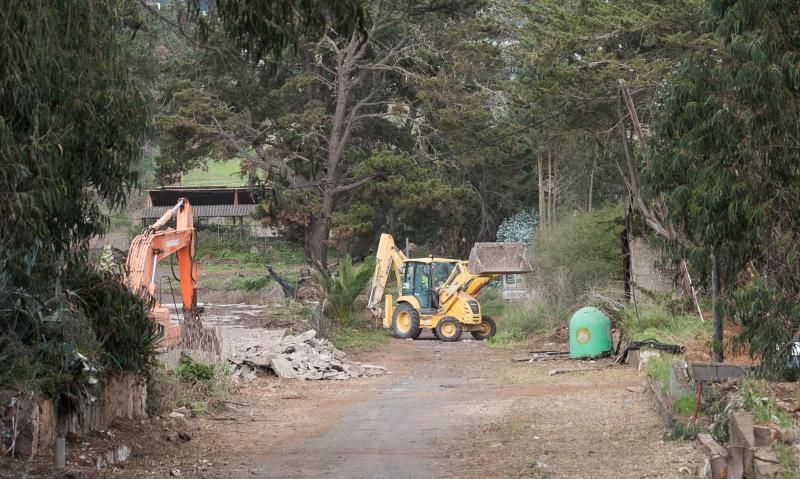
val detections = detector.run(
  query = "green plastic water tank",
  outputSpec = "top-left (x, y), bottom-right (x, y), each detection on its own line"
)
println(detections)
top-left (569, 307), bottom-right (612, 359)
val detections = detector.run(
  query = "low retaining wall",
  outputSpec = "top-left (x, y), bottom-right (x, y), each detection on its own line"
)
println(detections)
top-left (1, 373), bottom-right (146, 457)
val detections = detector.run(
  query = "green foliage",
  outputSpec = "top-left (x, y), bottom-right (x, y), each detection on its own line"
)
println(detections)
top-left (620, 304), bottom-right (708, 345)
top-left (664, 419), bottom-right (700, 441)
top-left (477, 286), bottom-right (505, 317)
top-left (645, 0), bottom-right (800, 374)
top-left (330, 328), bottom-right (391, 352)
top-left (147, 358), bottom-right (233, 416)
top-left (529, 206), bottom-right (623, 309)
top-left (175, 355), bottom-right (215, 383)
top-left (646, 355), bottom-right (674, 390)
top-left (314, 255), bottom-right (376, 328)
top-left (738, 378), bottom-right (791, 427)
top-left (672, 396), bottom-right (695, 416)
top-left (489, 303), bottom-right (561, 347)
top-left (0, 1), bottom-right (155, 400)
top-left (775, 443), bottom-right (799, 479)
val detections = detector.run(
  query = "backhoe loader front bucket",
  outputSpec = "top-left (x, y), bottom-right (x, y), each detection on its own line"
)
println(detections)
top-left (467, 242), bottom-right (532, 275)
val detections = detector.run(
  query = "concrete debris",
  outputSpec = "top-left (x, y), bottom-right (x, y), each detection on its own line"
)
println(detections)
top-left (230, 329), bottom-right (386, 380)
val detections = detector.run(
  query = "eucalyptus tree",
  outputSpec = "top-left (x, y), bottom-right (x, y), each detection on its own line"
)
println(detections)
top-left (645, 0), bottom-right (800, 366)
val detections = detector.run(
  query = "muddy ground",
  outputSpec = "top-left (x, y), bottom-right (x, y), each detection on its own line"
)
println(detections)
top-left (7, 330), bottom-right (703, 479)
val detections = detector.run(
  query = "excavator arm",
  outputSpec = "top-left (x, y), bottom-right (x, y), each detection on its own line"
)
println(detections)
top-left (125, 198), bottom-right (199, 316)
top-left (366, 234), bottom-right (407, 319)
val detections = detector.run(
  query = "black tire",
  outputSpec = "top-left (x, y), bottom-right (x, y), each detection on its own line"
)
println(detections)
top-left (432, 328), bottom-right (440, 340)
top-left (392, 303), bottom-right (421, 339)
top-left (436, 317), bottom-right (463, 342)
top-left (471, 316), bottom-right (497, 340)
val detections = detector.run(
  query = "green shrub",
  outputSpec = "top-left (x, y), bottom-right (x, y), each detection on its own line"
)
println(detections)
top-left (147, 357), bottom-right (233, 416)
top-left (314, 255), bottom-right (375, 328)
top-left (672, 396), bottom-right (695, 415)
top-left (529, 206), bottom-right (623, 309)
top-left (175, 355), bottom-right (215, 383)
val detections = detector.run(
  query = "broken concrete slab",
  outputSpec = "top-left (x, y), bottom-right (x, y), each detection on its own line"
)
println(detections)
top-left (730, 411), bottom-right (756, 449)
top-left (229, 329), bottom-right (386, 381)
top-left (752, 446), bottom-right (782, 478)
top-left (268, 354), bottom-right (298, 379)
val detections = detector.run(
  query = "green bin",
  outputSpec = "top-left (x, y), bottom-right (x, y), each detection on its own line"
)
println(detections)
top-left (569, 307), bottom-right (612, 359)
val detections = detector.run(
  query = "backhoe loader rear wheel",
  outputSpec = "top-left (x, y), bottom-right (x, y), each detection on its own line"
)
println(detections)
top-left (436, 317), bottom-right (462, 342)
top-left (471, 316), bottom-right (497, 340)
top-left (392, 304), bottom-right (421, 339)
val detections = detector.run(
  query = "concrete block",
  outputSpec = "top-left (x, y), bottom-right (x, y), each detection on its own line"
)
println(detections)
top-left (730, 411), bottom-right (756, 449)
top-left (752, 425), bottom-right (775, 447)
top-left (688, 361), bottom-right (749, 382)
top-left (669, 360), bottom-right (693, 398)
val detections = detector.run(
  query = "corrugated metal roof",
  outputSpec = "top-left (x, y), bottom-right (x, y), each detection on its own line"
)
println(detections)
top-left (141, 204), bottom-right (257, 219)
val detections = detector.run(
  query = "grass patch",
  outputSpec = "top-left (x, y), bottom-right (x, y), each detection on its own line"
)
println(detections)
top-left (489, 303), bottom-right (564, 347)
top-left (739, 378), bottom-right (792, 427)
top-left (672, 396), bottom-right (695, 416)
top-left (147, 355), bottom-right (233, 416)
top-left (664, 419), bottom-right (700, 441)
top-left (775, 442), bottom-right (799, 479)
top-left (646, 354), bottom-right (674, 390)
top-left (620, 304), bottom-right (708, 345)
top-left (330, 328), bottom-right (390, 352)
top-left (181, 159), bottom-right (245, 186)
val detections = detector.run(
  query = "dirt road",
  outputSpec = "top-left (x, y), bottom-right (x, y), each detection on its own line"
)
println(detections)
top-left (125, 333), bottom-right (702, 479)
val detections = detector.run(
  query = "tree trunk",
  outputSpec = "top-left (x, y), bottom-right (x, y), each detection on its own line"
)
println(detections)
top-left (538, 151), bottom-right (546, 232)
top-left (552, 151), bottom-right (558, 224)
top-left (547, 147), bottom-right (553, 228)
top-left (711, 251), bottom-right (723, 362)
top-left (305, 191), bottom-right (335, 269)
top-left (588, 141), bottom-right (597, 212)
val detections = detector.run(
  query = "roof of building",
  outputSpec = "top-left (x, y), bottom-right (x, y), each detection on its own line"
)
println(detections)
top-left (141, 204), bottom-right (257, 219)
top-left (146, 186), bottom-right (261, 207)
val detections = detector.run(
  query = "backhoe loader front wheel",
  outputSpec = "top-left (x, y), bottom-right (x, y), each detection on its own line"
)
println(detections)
top-left (436, 317), bottom-right (462, 342)
top-left (471, 316), bottom-right (497, 340)
top-left (392, 304), bottom-right (421, 339)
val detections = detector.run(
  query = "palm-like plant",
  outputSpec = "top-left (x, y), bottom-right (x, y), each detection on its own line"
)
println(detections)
top-left (313, 255), bottom-right (375, 328)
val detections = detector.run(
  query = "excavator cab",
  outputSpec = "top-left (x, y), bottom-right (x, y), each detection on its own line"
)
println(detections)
top-left (400, 260), bottom-right (457, 311)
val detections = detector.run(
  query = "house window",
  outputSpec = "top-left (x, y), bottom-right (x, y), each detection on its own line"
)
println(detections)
top-left (505, 274), bottom-right (522, 286)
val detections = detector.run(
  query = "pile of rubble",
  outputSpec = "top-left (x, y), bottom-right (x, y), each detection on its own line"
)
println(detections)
top-left (230, 330), bottom-right (386, 380)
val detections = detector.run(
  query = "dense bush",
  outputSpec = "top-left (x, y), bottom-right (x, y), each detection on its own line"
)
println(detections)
top-left (528, 206), bottom-right (623, 309)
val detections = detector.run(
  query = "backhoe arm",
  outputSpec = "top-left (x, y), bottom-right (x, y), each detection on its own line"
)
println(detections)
top-left (366, 234), bottom-right (407, 318)
top-left (125, 199), bottom-right (199, 315)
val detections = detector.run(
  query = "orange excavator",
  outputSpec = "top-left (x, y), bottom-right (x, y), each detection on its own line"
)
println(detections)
top-left (125, 198), bottom-right (203, 349)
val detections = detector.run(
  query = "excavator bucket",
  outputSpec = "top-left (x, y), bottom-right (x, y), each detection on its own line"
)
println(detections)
top-left (467, 242), bottom-right (532, 275)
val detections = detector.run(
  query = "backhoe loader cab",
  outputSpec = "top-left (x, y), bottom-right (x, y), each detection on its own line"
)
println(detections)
top-left (367, 234), bottom-right (531, 342)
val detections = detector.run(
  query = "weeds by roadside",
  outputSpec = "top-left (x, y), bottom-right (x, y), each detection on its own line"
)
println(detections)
top-left (489, 302), bottom-right (563, 347)
top-left (620, 304), bottom-right (708, 345)
top-left (146, 355), bottom-right (233, 416)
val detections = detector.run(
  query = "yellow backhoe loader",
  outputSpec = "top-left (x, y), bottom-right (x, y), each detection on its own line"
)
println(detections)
top-left (366, 234), bottom-right (531, 341)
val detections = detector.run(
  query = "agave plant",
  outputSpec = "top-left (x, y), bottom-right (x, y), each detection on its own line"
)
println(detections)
top-left (313, 255), bottom-right (375, 329)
